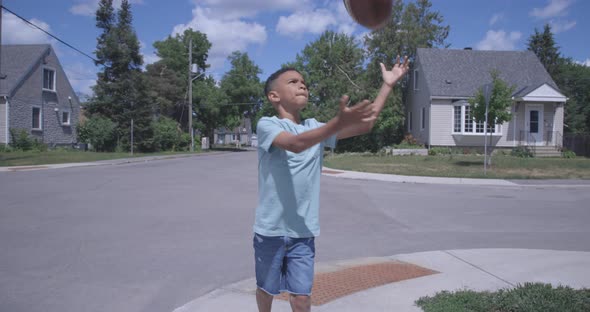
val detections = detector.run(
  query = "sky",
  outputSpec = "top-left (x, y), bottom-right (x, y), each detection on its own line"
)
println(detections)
top-left (2, 0), bottom-right (589, 96)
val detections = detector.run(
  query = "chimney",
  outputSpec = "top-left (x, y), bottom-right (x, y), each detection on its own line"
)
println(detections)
top-left (464, 47), bottom-right (472, 50)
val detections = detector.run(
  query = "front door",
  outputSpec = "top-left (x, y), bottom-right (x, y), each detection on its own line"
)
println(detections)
top-left (525, 104), bottom-right (544, 145)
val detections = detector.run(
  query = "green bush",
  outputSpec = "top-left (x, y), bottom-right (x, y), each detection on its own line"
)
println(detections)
top-left (416, 282), bottom-right (590, 312)
top-left (429, 147), bottom-right (452, 156)
top-left (152, 117), bottom-right (191, 151)
top-left (0, 144), bottom-right (13, 152)
top-left (76, 117), bottom-right (117, 152)
top-left (562, 149), bottom-right (576, 159)
top-left (511, 146), bottom-right (534, 158)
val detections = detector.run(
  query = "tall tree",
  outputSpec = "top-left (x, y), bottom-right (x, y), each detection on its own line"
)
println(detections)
top-left (194, 76), bottom-right (230, 145)
top-left (527, 24), bottom-right (560, 79)
top-left (87, 0), bottom-right (152, 151)
top-left (147, 29), bottom-right (211, 129)
top-left (220, 51), bottom-right (263, 132)
top-left (557, 59), bottom-right (590, 133)
top-left (364, 0), bottom-right (449, 149)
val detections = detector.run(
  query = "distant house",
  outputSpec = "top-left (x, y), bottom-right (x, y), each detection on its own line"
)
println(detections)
top-left (214, 117), bottom-right (252, 146)
top-left (406, 48), bottom-right (567, 155)
top-left (0, 44), bottom-right (81, 146)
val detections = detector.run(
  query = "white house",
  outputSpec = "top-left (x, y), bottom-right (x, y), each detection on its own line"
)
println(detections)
top-left (406, 48), bottom-right (567, 156)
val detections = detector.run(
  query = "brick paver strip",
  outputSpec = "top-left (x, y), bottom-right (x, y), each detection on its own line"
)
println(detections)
top-left (277, 261), bottom-right (439, 306)
top-left (322, 169), bottom-right (343, 174)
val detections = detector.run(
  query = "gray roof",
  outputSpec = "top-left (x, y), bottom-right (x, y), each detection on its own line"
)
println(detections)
top-left (0, 44), bottom-right (51, 96)
top-left (416, 48), bottom-right (559, 98)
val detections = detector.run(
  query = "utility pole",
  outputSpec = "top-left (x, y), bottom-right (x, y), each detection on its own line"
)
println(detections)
top-left (188, 37), bottom-right (194, 152)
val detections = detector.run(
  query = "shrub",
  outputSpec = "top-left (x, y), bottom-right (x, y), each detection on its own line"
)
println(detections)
top-left (9, 128), bottom-right (34, 151)
top-left (152, 117), bottom-right (191, 151)
top-left (395, 134), bottom-right (423, 149)
top-left (76, 117), bottom-right (117, 152)
top-left (562, 149), bottom-right (576, 159)
top-left (511, 146), bottom-right (534, 158)
top-left (429, 147), bottom-right (452, 156)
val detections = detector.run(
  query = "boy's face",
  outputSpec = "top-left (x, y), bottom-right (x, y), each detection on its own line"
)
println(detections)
top-left (268, 70), bottom-right (308, 110)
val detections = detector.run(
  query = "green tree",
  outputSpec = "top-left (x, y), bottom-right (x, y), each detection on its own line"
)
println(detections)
top-left (194, 76), bottom-right (230, 145)
top-left (147, 29), bottom-right (212, 130)
top-left (527, 24), bottom-right (561, 79)
top-left (557, 59), bottom-right (590, 133)
top-left (87, 0), bottom-right (152, 152)
top-left (469, 71), bottom-right (515, 163)
top-left (363, 0), bottom-right (449, 150)
top-left (220, 51), bottom-right (263, 134)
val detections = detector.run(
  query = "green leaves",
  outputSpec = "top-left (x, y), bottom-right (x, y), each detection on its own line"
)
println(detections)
top-left (468, 71), bottom-right (515, 127)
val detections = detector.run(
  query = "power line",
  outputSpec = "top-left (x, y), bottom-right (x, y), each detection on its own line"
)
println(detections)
top-left (1, 5), bottom-right (100, 64)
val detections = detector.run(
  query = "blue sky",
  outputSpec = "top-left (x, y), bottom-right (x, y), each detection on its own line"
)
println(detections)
top-left (2, 0), bottom-right (589, 96)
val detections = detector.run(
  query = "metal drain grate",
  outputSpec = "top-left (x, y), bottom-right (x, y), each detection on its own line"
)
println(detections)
top-left (277, 261), bottom-right (438, 306)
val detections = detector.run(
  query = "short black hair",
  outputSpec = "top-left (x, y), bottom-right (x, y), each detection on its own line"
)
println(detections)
top-left (264, 67), bottom-right (302, 96)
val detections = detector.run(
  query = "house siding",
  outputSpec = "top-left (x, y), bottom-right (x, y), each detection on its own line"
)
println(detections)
top-left (0, 98), bottom-right (6, 143)
top-left (407, 59), bottom-right (431, 145)
top-left (8, 46), bottom-right (79, 146)
top-left (431, 99), bottom-right (514, 148)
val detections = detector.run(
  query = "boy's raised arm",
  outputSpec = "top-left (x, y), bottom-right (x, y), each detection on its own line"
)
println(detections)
top-left (337, 56), bottom-right (410, 140)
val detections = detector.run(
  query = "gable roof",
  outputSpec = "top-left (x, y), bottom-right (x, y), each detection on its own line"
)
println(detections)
top-left (0, 44), bottom-right (51, 97)
top-left (416, 48), bottom-right (560, 98)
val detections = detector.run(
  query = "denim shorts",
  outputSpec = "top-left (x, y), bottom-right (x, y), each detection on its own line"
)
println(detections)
top-left (253, 233), bottom-right (315, 296)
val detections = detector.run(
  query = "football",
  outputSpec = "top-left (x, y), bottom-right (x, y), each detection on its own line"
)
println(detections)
top-left (343, 0), bottom-right (393, 30)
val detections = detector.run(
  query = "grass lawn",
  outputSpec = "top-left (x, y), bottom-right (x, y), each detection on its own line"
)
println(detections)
top-left (415, 282), bottom-right (590, 312)
top-left (0, 149), bottom-right (201, 167)
top-left (324, 153), bottom-right (590, 179)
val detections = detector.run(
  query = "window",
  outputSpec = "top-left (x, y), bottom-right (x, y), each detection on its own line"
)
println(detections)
top-left (421, 107), bottom-right (426, 130)
top-left (32, 107), bottom-right (42, 130)
top-left (408, 111), bottom-right (413, 131)
top-left (62, 111), bottom-right (70, 125)
top-left (43, 68), bottom-right (56, 91)
top-left (413, 70), bottom-right (419, 91)
top-left (453, 105), bottom-right (500, 134)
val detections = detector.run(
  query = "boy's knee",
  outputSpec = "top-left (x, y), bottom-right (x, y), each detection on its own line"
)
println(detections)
top-left (289, 294), bottom-right (311, 311)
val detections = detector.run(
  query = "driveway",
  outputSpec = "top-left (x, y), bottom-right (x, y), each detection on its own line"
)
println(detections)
top-left (1, 151), bottom-right (589, 312)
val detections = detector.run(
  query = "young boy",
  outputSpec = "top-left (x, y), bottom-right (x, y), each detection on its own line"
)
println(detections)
top-left (254, 57), bottom-right (410, 312)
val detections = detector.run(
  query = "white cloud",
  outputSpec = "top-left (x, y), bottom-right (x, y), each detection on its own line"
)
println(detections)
top-left (2, 12), bottom-right (53, 44)
top-left (69, 0), bottom-right (144, 17)
top-left (576, 58), bottom-right (590, 67)
top-left (172, 6), bottom-right (267, 70)
top-left (476, 30), bottom-right (522, 51)
top-left (549, 19), bottom-right (576, 33)
top-left (190, 0), bottom-right (310, 19)
top-left (276, 1), bottom-right (358, 37)
top-left (276, 10), bottom-right (337, 37)
top-left (489, 13), bottom-right (503, 26)
top-left (530, 0), bottom-right (572, 18)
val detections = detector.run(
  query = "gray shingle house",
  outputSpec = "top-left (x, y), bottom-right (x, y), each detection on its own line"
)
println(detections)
top-left (0, 44), bottom-right (81, 146)
top-left (406, 48), bottom-right (566, 153)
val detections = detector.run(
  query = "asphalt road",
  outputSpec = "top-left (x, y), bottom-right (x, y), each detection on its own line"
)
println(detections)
top-left (1, 151), bottom-right (589, 312)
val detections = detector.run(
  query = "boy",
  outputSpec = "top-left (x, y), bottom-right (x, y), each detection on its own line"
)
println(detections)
top-left (254, 57), bottom-right (409, 312)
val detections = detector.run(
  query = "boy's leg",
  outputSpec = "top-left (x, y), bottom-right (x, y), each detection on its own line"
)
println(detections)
top-left (253, 233), bottom-right (285, 311)
top-left (256, 288), bottom-right (274, 312)
top-left (284, 237), bottom-right (315, 312)
top-left (289, 294), bottom-right (311, 312)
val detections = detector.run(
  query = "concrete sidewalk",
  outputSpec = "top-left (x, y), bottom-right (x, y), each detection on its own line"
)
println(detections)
top-left (173, 249), bottom-right (590, 312)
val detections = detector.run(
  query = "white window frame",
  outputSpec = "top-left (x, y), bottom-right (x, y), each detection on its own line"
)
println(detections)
top-left (43, 67), bottom-right (56, 92)
top-left (32, 106), bottom-right (42, 130)
top-left (62, 111), bottom-right (71, 126)
top-left (452, 104), bottom-right (501, 135)
top-left (413, 70), bottom-right (419, 91)
top-left (421, 107), bottom-right (426, 130)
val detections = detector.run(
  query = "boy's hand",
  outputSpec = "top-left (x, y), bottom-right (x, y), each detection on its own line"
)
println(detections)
top-left (380, 55), bottom-right (410, 88)
top-left (336, 95), bottom-right (376, 130)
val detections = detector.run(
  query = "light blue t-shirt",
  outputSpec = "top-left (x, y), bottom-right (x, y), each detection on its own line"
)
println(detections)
top-left (254, 116), bottom-right (337, 238)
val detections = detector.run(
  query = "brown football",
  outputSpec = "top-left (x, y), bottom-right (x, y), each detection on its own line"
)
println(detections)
top-left (343, 0), bottom-right (393, 30)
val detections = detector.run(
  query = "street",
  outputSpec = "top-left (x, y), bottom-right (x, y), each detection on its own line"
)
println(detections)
top-left (1, 151), bottom-right (589, 312)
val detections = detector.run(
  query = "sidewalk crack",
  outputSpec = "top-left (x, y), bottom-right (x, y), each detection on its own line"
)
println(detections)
top-left (443, 250), bottom-right (515, 287)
